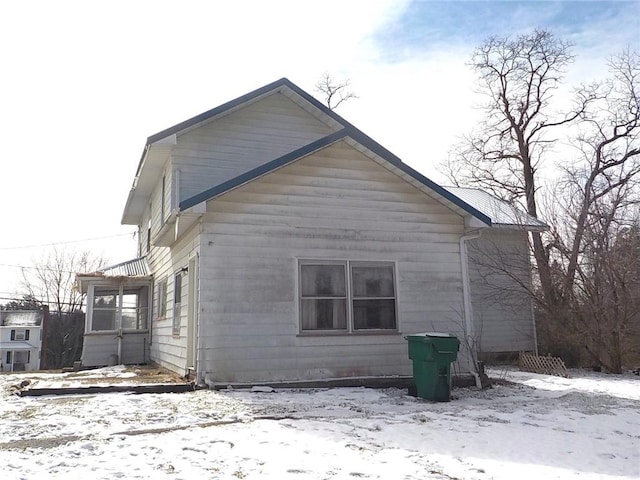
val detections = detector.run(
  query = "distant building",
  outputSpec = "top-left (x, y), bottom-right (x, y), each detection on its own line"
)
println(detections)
top-left (0, 310), bottom-right (43, 372)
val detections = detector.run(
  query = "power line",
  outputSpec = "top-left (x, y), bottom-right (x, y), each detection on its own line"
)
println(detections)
top-left (0, 232), bottom-right (136, 251)
top-left (0, 263), bottom-right (83, 274)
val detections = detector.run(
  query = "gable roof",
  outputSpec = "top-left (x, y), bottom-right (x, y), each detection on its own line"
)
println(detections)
top-left (123, 77), bottom-right (492, 227)
top-left (0, 310), bottom-right (43, 327)
top-left (179, 127), bottom-right (492, 226)
top-left (446, 187), bottom-right (548, 230)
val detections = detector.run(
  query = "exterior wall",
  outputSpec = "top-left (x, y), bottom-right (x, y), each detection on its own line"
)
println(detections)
top-left (148, 227), bottom-right (201, 376)
top-left (467, 229), bottom-right (536, 353)
top-left (82, 332), bottom-right (150, 367)
top-left (172, 92), bottom-right (335, 203)
top-left (197, 140), bottom-right (468, 383)
top-left (145, 92), bottom-right (335, 376)
top-left (0, 326), bottom-right (42, 372)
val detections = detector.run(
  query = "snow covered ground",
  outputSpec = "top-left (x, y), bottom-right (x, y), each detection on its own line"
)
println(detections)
top-left (0, 366), bottom-right (638, 479)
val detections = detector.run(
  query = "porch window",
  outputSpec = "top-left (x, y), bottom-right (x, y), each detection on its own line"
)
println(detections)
top-left (299, 261), bottom-right (397, 333)
top-left (90, 285), bottom-right (150, 332)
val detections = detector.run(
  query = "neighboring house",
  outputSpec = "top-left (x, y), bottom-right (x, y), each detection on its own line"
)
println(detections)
top-left (0, 310), bottom-right (43, 372)
top-left (76, 78), bottom-right (546, 385)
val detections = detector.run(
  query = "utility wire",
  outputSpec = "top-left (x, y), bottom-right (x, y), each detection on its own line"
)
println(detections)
top-left (0, 232), bottom-right (136, 251)
top-left (0, 263), bottom-right (88, 274)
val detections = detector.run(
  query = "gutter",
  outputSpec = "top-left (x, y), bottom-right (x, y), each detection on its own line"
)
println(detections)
top-left (459, 230), bottom-right (483, 388)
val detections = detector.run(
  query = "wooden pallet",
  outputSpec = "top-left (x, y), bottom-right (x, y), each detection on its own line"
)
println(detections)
top-left (519, 352), bottom-right (568, 378)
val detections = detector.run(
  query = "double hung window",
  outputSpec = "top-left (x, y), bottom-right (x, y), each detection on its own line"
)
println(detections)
top-left (300, 261), bottom-right (397, 333)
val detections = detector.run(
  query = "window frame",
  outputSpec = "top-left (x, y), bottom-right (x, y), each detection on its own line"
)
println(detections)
top-left (156, 277), bottom-right (168, 319)
top-left (87, 283), bottom-right (151, 333)
top-left (10, 329), bottom-right (29, 341)
top-left (298, 260), bottom-right (398, 335)
top-left (172, 271), bottom-right (183, 337)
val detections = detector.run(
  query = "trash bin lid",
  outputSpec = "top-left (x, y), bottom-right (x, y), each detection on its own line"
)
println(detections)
top-left (405, 332), bottom-right (456, 338)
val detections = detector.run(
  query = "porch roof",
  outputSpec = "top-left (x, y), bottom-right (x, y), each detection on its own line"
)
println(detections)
top-left (75, 257), bottom-right (152, 294)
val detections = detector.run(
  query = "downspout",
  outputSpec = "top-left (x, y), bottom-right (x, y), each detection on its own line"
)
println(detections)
top-left (460, 230), bottom-right (483, 388)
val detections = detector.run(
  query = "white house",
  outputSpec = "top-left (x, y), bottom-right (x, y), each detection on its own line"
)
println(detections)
top-left (0, 310), bottom-right (43, 372)
top-left (77, 78), bottom-right (546, 386)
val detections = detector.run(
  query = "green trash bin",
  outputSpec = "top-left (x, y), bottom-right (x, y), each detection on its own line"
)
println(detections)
top-left (406, 333), bottom-right (460, 401)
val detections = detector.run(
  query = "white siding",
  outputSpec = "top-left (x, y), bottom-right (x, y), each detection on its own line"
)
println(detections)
top-left (467, 229), bottom-right (536, 353)
top-left (197, 141), bottom-right (468, 383)
top-left (148, 226), bottom-right (200, 375)
top-left (172, 92), bottom-right (335, 203)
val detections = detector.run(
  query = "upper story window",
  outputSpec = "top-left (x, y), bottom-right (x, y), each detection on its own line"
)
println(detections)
top-left (90, 284), bottom-right (150, 332)
top-left (299, 260), bottom-right (397, 333)
top-left (10, 329), bottom-right (30, 341)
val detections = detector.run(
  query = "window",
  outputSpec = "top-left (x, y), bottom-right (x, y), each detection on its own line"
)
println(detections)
top-left (90, 285), bottom-right (150, 332)
top-left (161, 175), bottom-right (166, 222)
top-left (156, 278), bottom-right (168, 319)
top-left (146, 219), bottom-right (151, 254)
top-left (173, 272), bottom-right (183, 336)
top-left (299, 261), bottom-right (397, 333)
top-left (10, 329), bottom-right (28, 341)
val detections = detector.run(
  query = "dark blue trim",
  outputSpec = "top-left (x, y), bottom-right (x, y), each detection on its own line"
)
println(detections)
top-left (147, 78), bottom-right (296, 144)
top-left (179, 129), bottom-right (349, 210)
top-left (342, 127), bottom-right (492, 226)
top-left (145, 77), bottom-right (490, 225)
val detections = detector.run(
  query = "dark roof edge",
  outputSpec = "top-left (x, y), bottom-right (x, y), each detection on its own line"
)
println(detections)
top-left (131, 77), bottom-right (353, 183)
top-left (147, 78), bottom-right (294, 145)
top-left (180, 125), bottom-right (491, 225)
top-left (147, 77), bottom-right (361, 146)
top-left (342, 126), bottom-right (492, 226)
top-left (179, 129), bottom-right (349, 210)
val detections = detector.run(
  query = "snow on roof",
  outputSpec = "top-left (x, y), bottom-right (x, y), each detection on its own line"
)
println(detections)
top-left (0, 310), bottom-right (42, 326)
top-left (446, 187), bottom-right (548, 230)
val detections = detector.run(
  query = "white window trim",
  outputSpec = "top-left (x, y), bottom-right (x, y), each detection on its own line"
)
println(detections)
top-left (87, 283), bottom-right (151, 333)
top-left (172, 271), bottom-right (183, 337)
top-left (156, 277), bottom-right (168, 319)
top-left (298, 259), bottom-right (398, 335)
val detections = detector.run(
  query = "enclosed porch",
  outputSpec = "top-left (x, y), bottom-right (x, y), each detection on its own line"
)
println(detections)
top-left (76, 258), bottom-right (152, 367)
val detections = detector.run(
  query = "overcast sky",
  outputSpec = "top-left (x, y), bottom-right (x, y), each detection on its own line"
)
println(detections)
top-left (0, 0), bottom-right (638, 300)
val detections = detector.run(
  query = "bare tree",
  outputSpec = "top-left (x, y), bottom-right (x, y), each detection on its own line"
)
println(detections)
top-left (442, 29), bottom-right (591, 305)
top-left (445, 29), bottom-right (640, 371)
top-left (315, 72), bottom-right (358, 110)
top-left (20, 248), bottom-right (105, 368)
top-left (543, 50), bottom-right (640, 371)
top-left (21, 247), bottom-right (104, 316)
